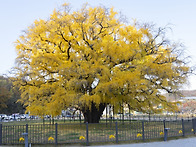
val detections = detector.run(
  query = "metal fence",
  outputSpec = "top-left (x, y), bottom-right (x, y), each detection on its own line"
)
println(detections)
top-left (0, 119), bottom-right (196, 146)
top-left (112, 114), bottom-right (194, 121)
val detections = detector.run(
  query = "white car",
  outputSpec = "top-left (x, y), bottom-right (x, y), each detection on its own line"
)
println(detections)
top-left (20, 114), bottom-right (30, 119)
top-left (0, 114), bottom-right (8, 120)
top-left (7, 115), bottom-right (14, 120)
top-left (12, 114), bottom-right (20, 120)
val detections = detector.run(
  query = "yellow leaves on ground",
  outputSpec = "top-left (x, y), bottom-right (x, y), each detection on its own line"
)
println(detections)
top-left (137, 133), bottom-right (142, 138)
top-left (179, 130), bottom-right (183, 134)
top-left (160, 132), bottom-right (164, 135)
top-left (79, 136), bottom-right (85, 140)
top-left (48, 137), bottom-right (54, 141)
top-left (109, 135), bottom-right (115, 139)
top-left (19, 137), bottom-right (24, 142)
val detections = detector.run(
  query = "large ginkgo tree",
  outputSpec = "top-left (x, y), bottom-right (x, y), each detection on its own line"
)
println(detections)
top-left (14, 3), bottom-right (191, 123)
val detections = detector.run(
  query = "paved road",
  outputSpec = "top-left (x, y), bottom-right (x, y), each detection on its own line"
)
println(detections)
top-left (93, 137), bottom-right (196, 147)
top-left (2, 137), bottom-right (196, 146)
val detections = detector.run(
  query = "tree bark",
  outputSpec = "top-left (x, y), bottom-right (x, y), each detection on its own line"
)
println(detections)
top-left (82, 102), bottom-right (106, 123)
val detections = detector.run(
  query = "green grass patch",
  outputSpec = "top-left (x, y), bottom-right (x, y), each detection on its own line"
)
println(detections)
top-left (66, 132), bottom-right (79, 136)
top-left (68, 136), bottom-right (79, 140)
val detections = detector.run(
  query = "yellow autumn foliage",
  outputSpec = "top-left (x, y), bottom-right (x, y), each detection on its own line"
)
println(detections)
top-left (14, 3), bottom-right (190, 120)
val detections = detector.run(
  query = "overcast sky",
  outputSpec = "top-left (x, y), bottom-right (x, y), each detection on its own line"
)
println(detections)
top-left (0, 0), bottom-right (196, 90)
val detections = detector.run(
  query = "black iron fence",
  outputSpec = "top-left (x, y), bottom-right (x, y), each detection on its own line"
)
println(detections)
top-left (110, 114), bottom-right (194, 121)
top-left (0, 119), bottom-right (196, 146)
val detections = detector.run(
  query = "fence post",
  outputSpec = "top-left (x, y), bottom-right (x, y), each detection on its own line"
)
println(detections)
top-left (115, 122), bottom-right (118, 143)
top-left (26, 124), bottom-right (28, 146)
top-left (163, 120), bottom-right (166, 141)
top-left (182, 119), bottom-right (185, 137)
top-left (164, 128), bottom-right (170, 141)
top-left (26, 124), bottom-right (28, 133)
top-left (55, 123), bottom-right (58, 145)
top-left (0, 124), bottom-right (2, 145)
top-left (22, 133), bottom-right (28, 147)
top-left (86, 122), bottom-right (89, 146)
top-left (142, 121), bottom-right (145, 141)
top-left (194, 118), bottom-right (196, 134)
top-left (163, 120), bottom-right (166, 129)
top-left (192, 118), bottom-right (196, 134)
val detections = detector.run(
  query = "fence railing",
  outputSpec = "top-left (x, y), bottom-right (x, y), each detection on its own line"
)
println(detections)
top-left (104, 114), bottom-right (194, 121)
top-left (0, 119), bottom-right (196, 146)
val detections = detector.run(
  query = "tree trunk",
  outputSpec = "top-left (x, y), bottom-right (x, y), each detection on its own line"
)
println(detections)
top-left (82, 102), bottom-right (106, 123)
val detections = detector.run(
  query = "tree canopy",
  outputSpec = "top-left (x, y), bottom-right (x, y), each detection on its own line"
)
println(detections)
top-left (14, 3), bottom-right (191, 123)
top-left (0, 76), bottom-right (24, 114)
top-left (0, 76), bottom-right (11, 112)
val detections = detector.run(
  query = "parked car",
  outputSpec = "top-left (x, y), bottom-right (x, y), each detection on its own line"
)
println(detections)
top-left (12, 113), bottom-right (20, 120)
top-left (20, 114), bottom-right (30, 119)
top-left (0, 114), bottom-right (8, 120)
top-left (29, 115), bottom-right (39, 119)
top-left (44, 115), bottom-right (51, 119)
top-left (20, 114), bottom-right (25, 119)
top-left (66, 114), bottom-right (72, 118)
top-left (7, 115), bottom-right (14, 120)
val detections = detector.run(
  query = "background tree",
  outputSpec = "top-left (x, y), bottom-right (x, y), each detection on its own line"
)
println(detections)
top-left (0, 76), bottom-right (11, 112)
top-left (0, 76), bottom-right (24, 114)
top-left (14, 3), bottom-right (191, 123)
top-left (181, 100), bottom-right (196, 116)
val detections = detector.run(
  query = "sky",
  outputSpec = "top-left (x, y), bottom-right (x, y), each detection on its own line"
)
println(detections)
top-left (0, 0), bottom-right (196, 90)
